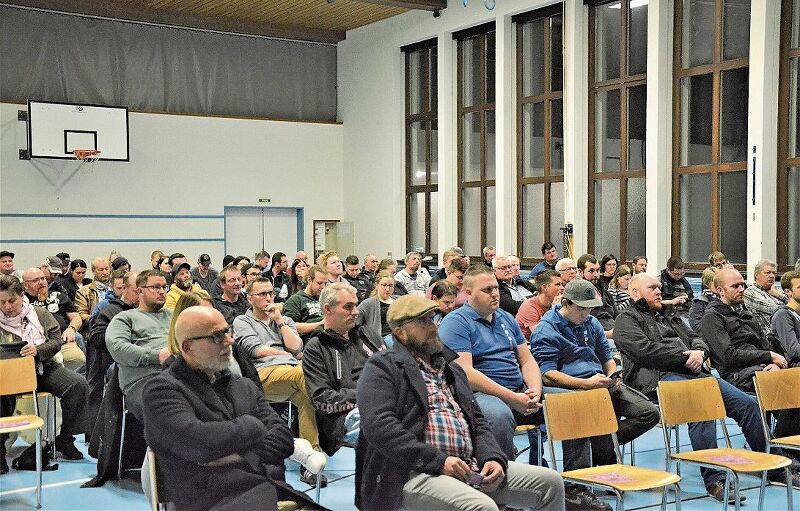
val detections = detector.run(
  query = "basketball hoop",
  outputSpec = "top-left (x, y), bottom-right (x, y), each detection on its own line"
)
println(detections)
top-left (73, 149), bottom-right (101, 163)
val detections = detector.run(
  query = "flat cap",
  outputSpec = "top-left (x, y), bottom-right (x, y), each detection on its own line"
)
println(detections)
top-left (387, 295), bottom-right (439, 328)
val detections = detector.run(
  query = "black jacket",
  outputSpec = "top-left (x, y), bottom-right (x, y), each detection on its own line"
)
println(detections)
top-left (343, 273), bottom-right (373, 303)
top-left (89, 297), bottom-right (135, 350)
top-left (687, 291), bottom-right (717, 333)
top-left (303, 326), bottom-right (385, 456)
top-left (699, 300), bottom-right (778, 384)
top-left (614, 298), bottom-right (710, 395)
top-left (498, 278), bottom-right (536, 316)
top-left (355, 343), bottom-right (506, 511)
top-left (265, 270), bottom-right (291, 303)
top-left (660, 269), bottom-right (694, 312)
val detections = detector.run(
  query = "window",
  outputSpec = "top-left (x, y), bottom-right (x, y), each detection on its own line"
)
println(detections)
top-left (515, 6), bottom-right (565, 264)
top-left (673, 0), bottom-right (750, 266)
top-left (588, 0), bottom-right (648, 263)
top-left (779, 0), bottom-right (800, 269)
top-left (456, 23), bottom-right (495, 258)
top-left (403, 39), bottom-right (438, 256)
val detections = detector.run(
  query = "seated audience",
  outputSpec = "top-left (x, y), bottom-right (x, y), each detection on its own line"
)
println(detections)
top-left (241, 263), bottom-right (262, 289)
top-left (232, 277), bottom-right (325, 487)
top-left (493, 255), bottom-right (535, 316)
top-left (659, 256), bottom-right (693, 313)
top-left (75, 257), bottom-right (112, 336)
top-left (356, 270), bottom-right (396, 347)
top-left (212, 265), bottom-right (250, 325)
top-left (318, 250), bottom-right (345, 284)
top-left (426, 257), bottom-right (468, 308)
top-left (482, 245), bottom-right (496, 268)
top-left (283, 264), bottom-right (328, 339)
top-left (303, 283), bottom-right (386, 456)
top-left (395, 251), bottom-right (431, 296)
top-left (709, 251), bottom-right (731, 269)
top-left (165, 253), bottom-right (187, 287)
top-left (687, 266), bottom-right (719, 333)
top-left (0, 250), bottom-right (21, 279)
top-left (343, 255), bottom-right (372, 303)
top-left (430, 248), bottom-right (464, 285)
top-left (516, 270), bottom-right (564, 341)
top-left (356, 295), bottom-right (565, 511)
top-left (531, 279), bottom-right (659, 470)
top-left (530, 242), bottom-right (559, 277)
top-left (605, 264), bottom-right (633, 313)
top-left (164, 262), bottom-right (202, 311)
top-left (614, 273), bottom-right (772, 502)
top-left (91, 269), bottom-right (128, 319)
top-left (142, 306), bottom-right (319, 511)
top-left (0, 275), bottom-right (88, 465)
top-left (743, 259), bottom-right (787, 337)
top-left (360, 253), bottom-right (378, 283)
top-left (149, 250), bottom-right (164, 271)
top-left (554, 258), bottom-right (578, 285)
top-left (266, 252), bottom-right (290, 302)
top-left (105, 269), bottom-right (172, 422)
top-left (430, 280), bottom-right (458, 326)
top-left (771, 270), bottom-right (800, 366)
top-left (576, 254), bottom-right (615, 334)
top-left (631, 255), bottom-right (648, 275)
top-left (190, 253), bottom-right (218, 294)
top-left (288, 258), bottom-right (309, 297)
top-left (254, 250), bottom-right (270, 274)
top-left (597, 254), bottom-right (618, 294)
top-left (378, 257), bottom-right (408, 296)
top-left (60, 259), bottom-right (91, 301)
top-left (111, 257), bottom-right (130, 273)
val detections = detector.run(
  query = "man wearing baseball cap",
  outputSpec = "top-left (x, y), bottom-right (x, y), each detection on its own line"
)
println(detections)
top-left (356, 295), bottom-right (564, 511)
top-left (531, 279), bottom-right (659, 479)
top-left (164, 262), bottom-right (202, 310)
top-left (0, 250), bottom-right (21, 279)
top-left (191, 253), bottom-right (218, 293)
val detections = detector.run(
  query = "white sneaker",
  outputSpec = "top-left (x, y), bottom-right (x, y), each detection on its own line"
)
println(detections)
top-left (290, 438), bottom-right (326, 474)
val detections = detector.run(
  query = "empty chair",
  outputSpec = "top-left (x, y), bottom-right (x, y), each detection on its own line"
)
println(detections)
top-left (753, 367), bottom-right (800, 457)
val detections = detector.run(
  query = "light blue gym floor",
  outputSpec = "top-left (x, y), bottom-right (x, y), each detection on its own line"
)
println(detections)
top-left (0, 421), bottom-right (796, 510)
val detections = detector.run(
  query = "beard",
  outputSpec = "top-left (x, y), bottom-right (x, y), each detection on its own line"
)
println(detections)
top-left (36, 288), bottom-right (49, 302)
top-left (176, 278), bottom-right (193, 291)
top-left (204, 349), bottom-right (233, 373)
top-left (404, 331), bottom-right (444, 357)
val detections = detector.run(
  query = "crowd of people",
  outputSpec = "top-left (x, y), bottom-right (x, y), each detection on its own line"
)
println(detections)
top-left (1, 245), bottom-right (800, 511)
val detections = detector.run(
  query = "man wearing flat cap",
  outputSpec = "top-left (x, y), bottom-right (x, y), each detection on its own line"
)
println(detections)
top-left (356, 295), bottom-right (565, 511)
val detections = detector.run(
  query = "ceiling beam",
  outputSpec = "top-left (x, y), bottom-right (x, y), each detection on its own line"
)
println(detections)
top-left (3, 0), bottom-right (346, 43)
top-left (353, 0), bottom-right (447, 11)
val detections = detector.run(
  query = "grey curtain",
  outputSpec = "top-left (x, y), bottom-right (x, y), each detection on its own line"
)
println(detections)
top-left (0, 6), bottom-right (337, 121)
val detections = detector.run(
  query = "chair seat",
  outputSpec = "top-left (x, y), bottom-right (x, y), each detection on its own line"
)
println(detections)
top-left (772, 435), bottom-right (800, 448)
top-left (0, 414), bottom-right (44, 434)
top-left (562, 463), bottom-right (680, 492)
top-left (17, 392), bottom-right (54, 399)
top-left (671, 447), bottom-right (792, 472)
top-left (515, 424), bottom-right (538, 433)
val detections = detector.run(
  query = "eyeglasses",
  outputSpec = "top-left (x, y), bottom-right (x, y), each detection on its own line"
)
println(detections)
top-left (559, 267), bottom-right (577, 272)
top-left (379, 283), bottom-right (395, 288)
top-left (186, 326), bottom-right (232, 345)
top-left (141, 285), bottom-right (167, 292)
top-left (250, 290), bottom-right (275, 297)
top-left (23, 276), bottom-right (47, 283)
top-left (403, 312), bottom-right (436, 327)
top-left (246, 272), bottom-right (261, 277)
top-left (495, 264), bottom-right (513, 271)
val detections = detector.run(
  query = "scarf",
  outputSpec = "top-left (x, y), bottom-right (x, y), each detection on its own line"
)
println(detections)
top-left (0, 295), bottom-right (47, 346)
top-left (94, 279), bottom-right (109, 301)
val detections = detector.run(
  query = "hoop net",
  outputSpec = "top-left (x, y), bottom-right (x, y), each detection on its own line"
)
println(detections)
top-left (73, 149), bottom-right (101, 163)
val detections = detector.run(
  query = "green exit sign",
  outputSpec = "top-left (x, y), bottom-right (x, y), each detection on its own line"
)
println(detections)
top-left (258, 198), bottom-right (271, 203)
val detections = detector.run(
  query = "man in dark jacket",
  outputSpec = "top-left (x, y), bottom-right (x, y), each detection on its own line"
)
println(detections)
top-left (142, 306), bottom-right (320, 511)
top-left (659, 256), bottom-right (693, 314)
top-left (699, 268), bottom-right (800, 486)
top-left (356, 295), bottom-right (564, 511)
top-left (576, 254), bottom-right (616, 334)
top-left (303, 282), bottom-right (386, 456)
top-left (615, 273), bottom-right (771, 502)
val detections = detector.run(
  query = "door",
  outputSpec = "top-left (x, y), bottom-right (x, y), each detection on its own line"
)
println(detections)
top-left (224, 206), bottom-right (303, 259)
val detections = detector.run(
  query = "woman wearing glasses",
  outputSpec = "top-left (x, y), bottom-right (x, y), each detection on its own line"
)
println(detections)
top-left (357, 271), bottom-right (397, 348)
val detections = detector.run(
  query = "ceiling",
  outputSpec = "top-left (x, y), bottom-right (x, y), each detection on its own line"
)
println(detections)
top-left (6, 0), bottom-right (447, 43)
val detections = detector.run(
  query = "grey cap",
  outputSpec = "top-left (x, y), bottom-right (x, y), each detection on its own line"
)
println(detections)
top-left (563, 279), bottom-right (603, 308)
top-left (42, 256), bottom-right (62, 274)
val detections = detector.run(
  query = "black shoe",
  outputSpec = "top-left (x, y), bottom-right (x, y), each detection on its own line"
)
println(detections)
top-left (707, 480), bottom-right (747, 503)
top-left (299, 466), bottom-right (328, 488)
top-left (55, 436), bottom-right (84, 461)
top-left (564, 488), bottom-right (612, 511)
top-left (1, 455), bottom-right (8, 475)
top-left (768, 470), bottom-right (800, 489)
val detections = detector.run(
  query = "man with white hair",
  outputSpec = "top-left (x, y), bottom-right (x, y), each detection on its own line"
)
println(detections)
top-left (75, 257), bottom-right (112, 335)
top-left (743, 259), bottom-right (787, 337)
top-left (395, 251), bottom-right (431, 296)
top-left (494, 255), bottom-right (535, 316)
top-left (554, 258), bottom-right (578, 285)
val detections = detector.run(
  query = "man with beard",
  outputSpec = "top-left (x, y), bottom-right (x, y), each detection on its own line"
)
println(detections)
top-left (356, 295), bottom-right (565, 511)
top-left (266, 252), bottom-right (291, 302)
top-left (105, 270), bottom-right (172, 422)
top-left (75, 257), bottom-right (112, 336)
top-left (213, 265), bottom-right (250, 325)
top-left (190, 253), bottom-right (218, 293)
top-left (164, 262), bottom-right (202, 311)
top-left (284, 265), bottom-right (328, 339)
top-left (576, 254), bottom-right (615, 335)
top-left (531, 242), bottom-right (559, 278)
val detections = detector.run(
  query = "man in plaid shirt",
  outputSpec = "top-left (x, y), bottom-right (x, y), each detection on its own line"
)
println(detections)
top-left (356, 295), bottom-right (564, 511)
top-left (743, 259), bottom-right (787, 337)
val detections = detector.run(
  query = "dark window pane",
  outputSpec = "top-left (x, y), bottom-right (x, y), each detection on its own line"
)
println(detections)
top-left (486, 31), bottom-right (496, 104)
top-left (550, 181), bottom-right (565, 249)
top-left (462, 187), bottom-right (481, 255)
top-left (409, 121), bottom-right (427, 185)
top-left (628, 85), bottom-right (647, 170)
top-left (486, 186), bottom-right (496, 247)
top-left (790, 59), bottom-right (800, 158)
top-left (594, 179), bottom-right (621, 257)
top-left (522, 183), bottom-right (545, 258)
top-left (628, 0), bottom-right (648, 75)
top-left (408, 193), bottom-right (427, 252)
top-left (408, 50), bottom-right (426, 115)
top-left (430, 49), bottom-right (438, 112)
top-left (679, 173), bottom-right (712, 262)
top-left (789, 167), bottom-right (800, 262)
top-left (462, 112), bottom-right (481, 181)
top-left (719, 171), bottom-right (747, 263)
top-left (723, 0), bottom-right (750, 61)
top-left (626, 177), bottom-right (646, 258)
top-left (431, 120), bottom-right (438, 185)
top-left (680, 73), bottom-right (713, 166)
top-left (595, 89), bottom-right (621, 172)
top-left (522, 19), bottom-right (545, 97)
top-left (462, 36), bottom-right (481, 107)
top-left (720, 67), bottom-right (749, 163)
top-left (551, 15), bottom-right (564, 91)
top-left (486, 110), bottom-right (496, 180)
top-left (430, 192), bottom-right (439, 254)
top-left (595, 3), bottom-right (621, 81)
top-left (522, 102), bottom-right (545, 178)
top-left (682, 0), bottom-right (715, 68)
top-left (551, 99), bottom-right (564, 175)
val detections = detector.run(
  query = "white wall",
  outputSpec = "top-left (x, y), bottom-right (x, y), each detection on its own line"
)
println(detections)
top-left (0, 102), bottom-right (344, 271)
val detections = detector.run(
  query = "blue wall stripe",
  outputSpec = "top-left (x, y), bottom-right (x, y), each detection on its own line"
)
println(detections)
top-left (0, 238), bottom-right (224, 244)
top-left (0, 213), bottom-right (224, 219)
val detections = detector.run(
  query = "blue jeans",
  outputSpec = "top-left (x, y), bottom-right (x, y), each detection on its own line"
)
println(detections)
top-left (659, 372), bottom-right (766, 489)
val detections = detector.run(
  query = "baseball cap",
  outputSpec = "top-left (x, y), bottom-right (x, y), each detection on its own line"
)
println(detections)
top-left (42, 256), bottom-right (62, 274)
top-left (0, 251), bottom-right (14, 259)
top-left (171, 262), bottom-right (192, 277)
top-left (562, 280), bottom-right (603, 308)
top-left (387, 295), bottom-right (440, 329)
top-left (55, 252), bottom-right (70, 265)
top-left (198, 253), bottom-right (211, 265)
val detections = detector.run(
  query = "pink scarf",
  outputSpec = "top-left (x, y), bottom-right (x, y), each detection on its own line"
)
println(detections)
top-left (0, 296), bottom-right (47, 346)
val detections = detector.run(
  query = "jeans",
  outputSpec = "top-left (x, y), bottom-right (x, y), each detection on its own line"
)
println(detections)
top-left (473, 392), bottom-right (542, 462)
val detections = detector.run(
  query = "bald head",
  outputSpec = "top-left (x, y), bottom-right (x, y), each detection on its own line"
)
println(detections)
top-left (629, 273), bottom-right (662, 310)
top-left (21, 267), bottom-right (47, 296)
top-left (174, 306), bottom-right (225, 349)
top-left (629, 273), bottom-right (657, 294)
top-left (714, 268), bottom-right (746, 306)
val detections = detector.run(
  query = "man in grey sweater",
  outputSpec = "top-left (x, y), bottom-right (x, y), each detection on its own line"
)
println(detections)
top-left (106, 269), bottom-right (172, 422)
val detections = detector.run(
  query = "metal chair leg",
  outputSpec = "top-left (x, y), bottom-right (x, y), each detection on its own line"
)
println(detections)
top-left (722, 474), bottom-right (730, 511)
top-left (758, 471), bottom-right (767, 511)
top-left (315, 471), bottom-right (322, 503)
top-left (35, 428), bottom-right (42, 509)
top-left (786, 466), bottom-right (794, 511)
top-left (118, 408), bottom-right (127, 480)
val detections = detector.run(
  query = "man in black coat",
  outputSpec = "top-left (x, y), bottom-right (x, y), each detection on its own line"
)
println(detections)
top-left (142, 306), bottom-right (320, 511)
top-left (356, 295), bottom-right (564, 511)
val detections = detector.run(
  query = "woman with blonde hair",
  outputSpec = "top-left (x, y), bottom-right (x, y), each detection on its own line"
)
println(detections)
top-left (688, 266), bottom-right (720, 333)
top-left (357, 270), bottom-right (396, 347)
top-left (606, 264), bottom-right (633, 313)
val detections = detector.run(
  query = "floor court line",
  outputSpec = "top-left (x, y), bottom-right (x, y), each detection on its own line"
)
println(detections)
top-left (0, 477), bottom-right (91, 496)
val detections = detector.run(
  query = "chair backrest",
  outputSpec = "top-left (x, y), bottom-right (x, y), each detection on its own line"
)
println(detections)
top-left (657, 377), bottom-right (726, 426)
top-left (543, 388), bottom-right (617, 441)
top-left (0, 356), bottom-right (38, 396)
top-left (754, 367), bottom-right (800, 411)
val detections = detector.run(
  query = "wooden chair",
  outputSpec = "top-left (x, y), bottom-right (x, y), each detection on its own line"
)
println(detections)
top-left (513, 423), bottom-right (543, 466)
top-left (543, 388), bottom-right (681, 511)
top-left (753, 367), bottom-right (800, 457)
top-left (0, 357), bottom-right (46, 509)
top-left (657, 377), bottom-right (794, 511)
